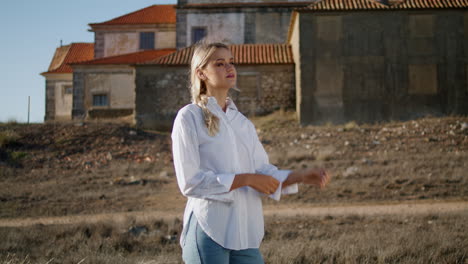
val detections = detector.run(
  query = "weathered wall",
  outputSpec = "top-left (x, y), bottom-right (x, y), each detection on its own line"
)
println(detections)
top-left (45, 80), bottom-right (56, 121)
top-left (72, 66), bottom-right (136, 122)
top-left (135, 66), bottom-right (190, 130)
top-left (104, 32), bottom-right (138, 57)
top-left (177, 7), bottom-right (297, 48)
top-left (186, 13), bottom-right (245, 45)
top-left (93, 28), bottom-right (176, 58)
top-left (295, 10), bottom-right (468, 125)
top-left (135, 64), bottom-right (294, 130)
top-left (54, 81), bottom-right (73, 120)
top-left (44, 74), bottom-right (73, 121)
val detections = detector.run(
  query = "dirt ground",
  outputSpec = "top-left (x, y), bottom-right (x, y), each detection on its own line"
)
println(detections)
top-left (1, 112), bottom-right (468, 263)
top-left (1, 112), bottom-right (467, 220)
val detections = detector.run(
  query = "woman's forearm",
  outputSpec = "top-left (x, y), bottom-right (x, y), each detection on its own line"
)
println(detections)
top-left (229, 173), bottom-right (252, 191)
top-left (282, 171), bottom-right (303, 188)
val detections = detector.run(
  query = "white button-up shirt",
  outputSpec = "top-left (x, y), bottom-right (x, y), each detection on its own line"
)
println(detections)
top-left (172, 97), bottom-right (298, 250)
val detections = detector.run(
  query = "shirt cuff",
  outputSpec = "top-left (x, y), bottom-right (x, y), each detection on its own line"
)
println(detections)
top-left (269, 170), bottom-right (298, 201)
top-left (216, 173), bottom-right (236, 192)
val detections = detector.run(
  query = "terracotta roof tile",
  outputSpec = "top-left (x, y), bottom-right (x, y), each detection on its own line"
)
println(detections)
top-left (392, 0), bottom-right (468, 9)
top-left (303, 0), bottom-right (389, 11)
top-left (142, 44), bottom-right (294, 66)
top-left (178, 2), bottom-right (311, 9)
top-left (89, 5), bottom-right (176, 27)
top-left (73, 49), bottom-right (176, 65)
top-left (42, 43), bottom-right (94, 75)
top-left (298, 0), bottom-right (468, 11)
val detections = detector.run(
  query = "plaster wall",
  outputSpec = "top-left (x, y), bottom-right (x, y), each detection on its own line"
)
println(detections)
top-left (54, 81), bottom-right (73, 120)
top-left (104, 32), bottom-right (139, 57)
top-left (156, 31), bottom-right (176, 49)
top-left (84, 71), bottom-right (135, 110)
top-left (186, 13), bottom-right (245, 45)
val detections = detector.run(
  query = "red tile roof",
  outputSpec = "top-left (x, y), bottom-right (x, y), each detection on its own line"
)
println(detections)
top-left (42, 43), bottom-right (94, 75)
top-left (178, 2), bottom-right (311, 9)
top-left (142, 44), bottom-right (294, 66)
top-left (73, 49), bottom-right (176, 65)
top-left (298, 0), bottom-right (468, 11)
top-left (302, 0), bottom-right (393, 10)
top-left (89, 5), bottom-right (176, 27)
top-left (392, 0), bottom-right (468, 9)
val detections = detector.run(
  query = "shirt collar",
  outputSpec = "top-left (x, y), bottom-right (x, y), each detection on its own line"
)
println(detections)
top-left (207, 96), bottom-right (238, 113)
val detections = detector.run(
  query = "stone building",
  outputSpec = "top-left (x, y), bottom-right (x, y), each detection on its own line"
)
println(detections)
top-left (289, 0), bottom-right (468, 125)
top-left (40, 5), bottom-right (177, 123)
top-left (175, 0), bottom-right (312, 48)
top-left (41, 43), bottom-right (94, 121)
top-left (70, 49), bottom-right (175, 123)
top-left (135, 44), bottom-right (295, 130)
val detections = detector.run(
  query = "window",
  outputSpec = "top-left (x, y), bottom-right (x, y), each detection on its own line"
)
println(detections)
top-left (140, 32), bottom-right (155, 50)
top-left (192, 27), bottom-right (207, 44)
top-left (63, 85), bottom-right (73, 95)
top-left (93, 94), bottom-right (108, 107)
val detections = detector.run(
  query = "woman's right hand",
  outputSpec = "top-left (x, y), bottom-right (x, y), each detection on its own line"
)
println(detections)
top-left (231, 173), bottom-right (280, 195)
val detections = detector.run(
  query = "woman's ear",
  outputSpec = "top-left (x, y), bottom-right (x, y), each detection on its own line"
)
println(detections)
top-left (197, 69), bottom-right (206, 81)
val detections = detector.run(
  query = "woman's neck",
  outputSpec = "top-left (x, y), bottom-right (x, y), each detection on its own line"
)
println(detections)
top-left (206, 89), bottom-right (228, 112)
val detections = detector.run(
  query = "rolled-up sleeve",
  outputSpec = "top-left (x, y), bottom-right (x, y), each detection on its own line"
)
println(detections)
top-left (172, 112), bottom-right (235, 203)
top-left (250, 123), bottom-right (298, 201)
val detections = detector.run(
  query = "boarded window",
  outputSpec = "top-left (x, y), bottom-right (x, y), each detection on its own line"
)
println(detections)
top-left (192, 27), bottom-right (207, 44)
top-left (408, 64), bottom-right (438, 95)
top-left (317, 16), bottom-right (342, 42)
top-left (140, 32), bottom-right (155, 50)
top-left (409, 15), bottom-right (434, 38)
top-left (315, 59), bottom-right (343, 96)
top-left (237, 74), bottom-right (258, 99)
top-left (93, 94), bottom-right (109, 107)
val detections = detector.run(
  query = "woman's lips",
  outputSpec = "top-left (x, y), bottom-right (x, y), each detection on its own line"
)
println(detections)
top-left (227, 74), bottom-right (235, 78)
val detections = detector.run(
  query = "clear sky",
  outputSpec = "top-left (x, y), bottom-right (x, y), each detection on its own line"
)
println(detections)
top-left (0, 0), bottom-right (177, 123)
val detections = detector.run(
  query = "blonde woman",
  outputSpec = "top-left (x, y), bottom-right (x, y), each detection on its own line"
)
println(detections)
top-left (172, 42), bottom-right (330, 264)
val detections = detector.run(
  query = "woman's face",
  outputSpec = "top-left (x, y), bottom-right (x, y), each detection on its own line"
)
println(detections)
top-left (200, 48), bottom-right (237, 92)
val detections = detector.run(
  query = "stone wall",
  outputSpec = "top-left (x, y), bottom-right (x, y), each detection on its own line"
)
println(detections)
top-left (135, 64), bottom-right (295, 130)
top-left (295, 10), bottom-right (468, 125)
top-left (45, 80), bottom-right (56, 121)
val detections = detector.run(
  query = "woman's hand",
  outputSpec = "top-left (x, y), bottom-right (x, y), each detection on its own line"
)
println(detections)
top-left (284, 168), bottom-right (331, 188)
top-left (302, 168), bottom-right (330, 188)
top-left (231, 173), bottom-right (280, 195)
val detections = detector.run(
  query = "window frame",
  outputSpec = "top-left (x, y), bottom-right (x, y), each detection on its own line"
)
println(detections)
top-left (139, 32), bottom-right (155, 50)
top-left (92, 94), bottom-right (109, 107)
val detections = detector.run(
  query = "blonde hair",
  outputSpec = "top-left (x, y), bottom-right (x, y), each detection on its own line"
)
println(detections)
top-left (190, 42), bottom-right (230, 136)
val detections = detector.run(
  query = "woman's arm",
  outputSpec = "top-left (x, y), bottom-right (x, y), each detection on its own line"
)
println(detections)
top-left (230, 173), bottom-right (280, 195)
top-left (283, 168), bottom-right (331, 189)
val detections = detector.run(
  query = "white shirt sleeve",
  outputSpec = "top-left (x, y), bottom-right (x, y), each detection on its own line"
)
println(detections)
top-left (250, 123), bottom-right (298, 201)
top-left (172, 112), bottom-right (235, 203)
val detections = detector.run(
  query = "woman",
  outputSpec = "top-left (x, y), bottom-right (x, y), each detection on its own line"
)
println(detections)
top-left (172, 42), bottom-right (330, 264)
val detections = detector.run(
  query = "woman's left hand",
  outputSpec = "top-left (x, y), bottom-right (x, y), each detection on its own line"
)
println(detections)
top-left (284, 168), bottom-right (331, 188)
top-left (300, 168), bottom-right (331, 188)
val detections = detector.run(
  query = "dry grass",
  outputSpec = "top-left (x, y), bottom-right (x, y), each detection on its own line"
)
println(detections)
top-left (1, 212), bottom-right (467, 264)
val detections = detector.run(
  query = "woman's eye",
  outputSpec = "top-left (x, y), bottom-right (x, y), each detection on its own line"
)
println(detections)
top-left (230, 62), bottom-right (235, 65)
top-left (217, 63), bottom-right (224, 67)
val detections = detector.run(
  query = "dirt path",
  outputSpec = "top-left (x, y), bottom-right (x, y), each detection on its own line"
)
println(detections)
top-left (1, 200), bottom-right (467, 228)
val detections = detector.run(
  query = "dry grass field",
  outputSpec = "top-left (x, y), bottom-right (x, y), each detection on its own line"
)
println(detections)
top-left (0, 111), bottom-right (467, 263)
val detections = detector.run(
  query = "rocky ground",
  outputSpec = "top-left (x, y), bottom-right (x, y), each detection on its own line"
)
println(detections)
top-left (0, 112), bottom-right (467, 219)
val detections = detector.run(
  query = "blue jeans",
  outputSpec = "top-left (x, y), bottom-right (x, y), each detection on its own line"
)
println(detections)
top-left (182, 213), bottom-right (264, 264)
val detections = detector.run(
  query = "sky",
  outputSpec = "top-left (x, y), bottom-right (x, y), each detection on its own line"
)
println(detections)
top-left (0, 0), bottom-right (177, 123)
